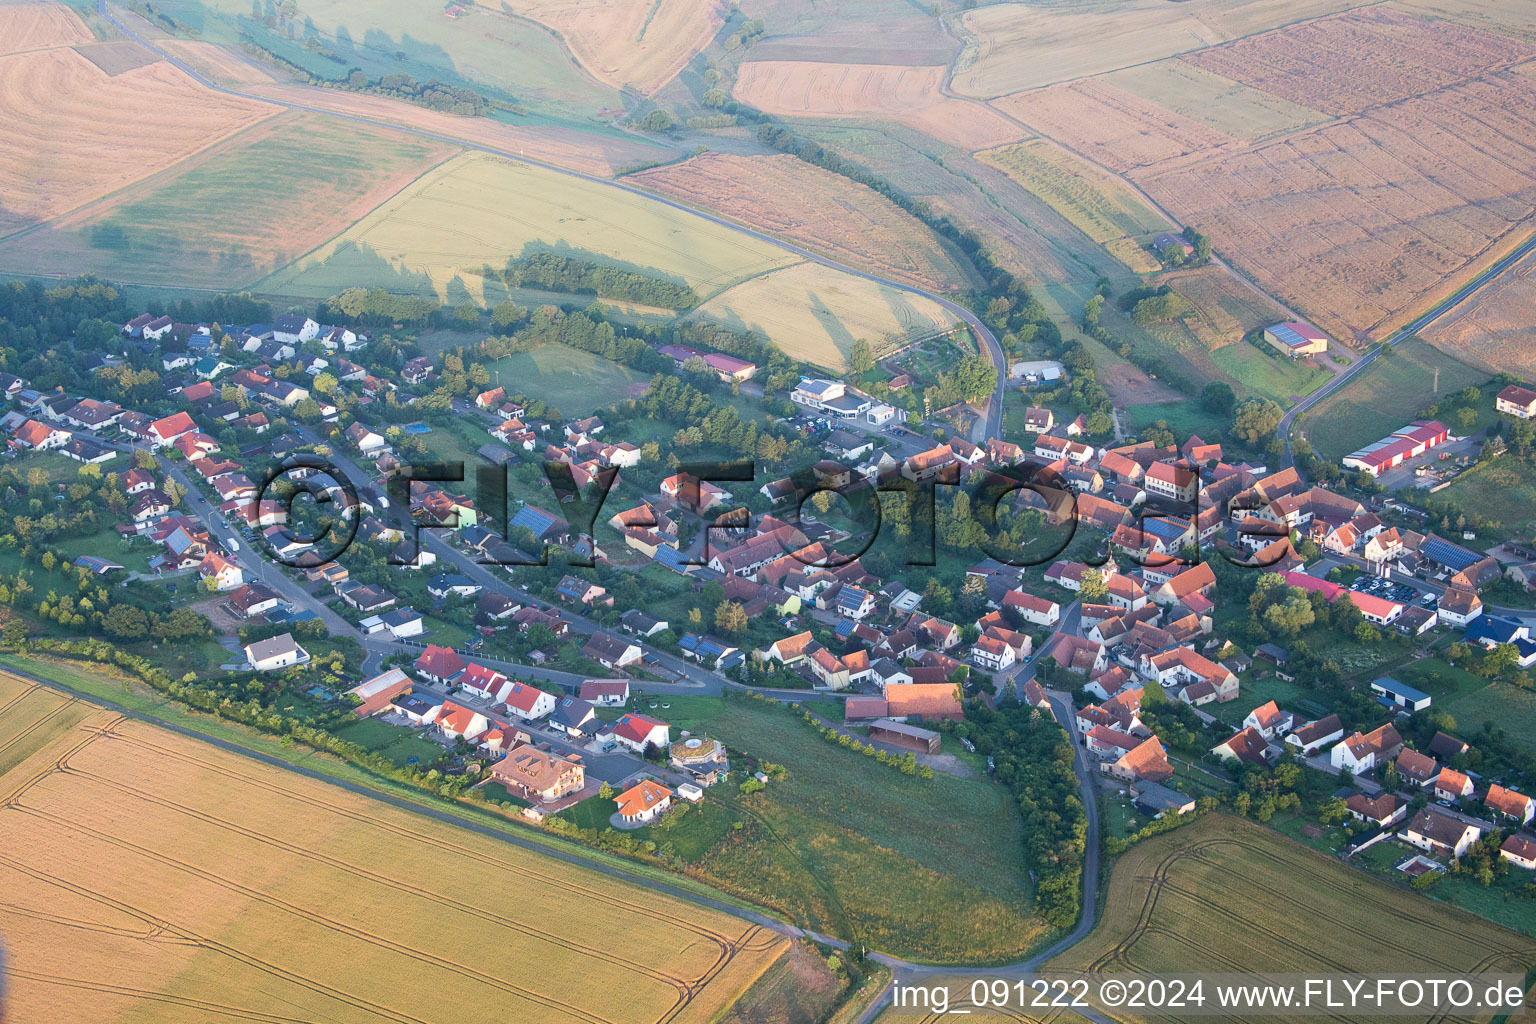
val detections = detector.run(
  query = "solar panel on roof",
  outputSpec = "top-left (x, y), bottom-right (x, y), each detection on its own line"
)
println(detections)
top-left (1422, 537), bottom-right (1480, 572)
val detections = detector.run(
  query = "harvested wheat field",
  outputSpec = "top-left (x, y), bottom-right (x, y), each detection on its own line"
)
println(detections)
top-left (259, 150), bottom-right (798, 304)
top-left (951, 0), bottom-right (1360, 98)
top-left (1049, 815), bottom-right (1536, 1024)
top-left (1134, 11), bottom-right (1536, 342)
top-left (0, 46), bottom-right (276, 234)
top-left (484, 0), bottom-right (722, 95)
top-left (632, 152), bottom-right (978, 290)
top-left (0, 1), bottom-right (92, 55)
top-left (1392, 0), bottom-right (1536, 41)
top-left (1100, 59), bottom-right (1329, 141)
top-left (0, 697), bottom-right (786, 1024)
top-left (245, 81), bottom-right (664, 178)
top-left (696, 261), bottom-right (953, 369)
top-left (0, 673), bottom-right (106, 777)
top-left (0, 110), bottom-right (460, 288)
top-left (1185, 7), bottom-right (1534, 116)
top-left (978, 141), bottom-right (1165, 273)
top-left (993, 80), bottom-right (1236, 175)
top-left (1425, 244), bottom-right (1536, 377)
top-left (733, 61), bottom-right (1026, 150)
top-left (155, 38), bottom-right (281, 86)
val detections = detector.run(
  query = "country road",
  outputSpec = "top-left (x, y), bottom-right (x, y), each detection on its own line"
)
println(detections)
top-left (1281, 229), bottom-right (1536, 466)
top-left (94, 0), bottom-right (1010, 448)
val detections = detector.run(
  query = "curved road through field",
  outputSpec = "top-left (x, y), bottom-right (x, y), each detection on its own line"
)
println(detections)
top-left (96, 1), bottom-right (1009, 446)
top-left (1279, 229), bottom-right (1536, 467)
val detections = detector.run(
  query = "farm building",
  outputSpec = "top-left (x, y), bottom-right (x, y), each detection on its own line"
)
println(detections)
top-left (1371, 676), bottom-right (1432, 712)
top-left (1341, 420), bottom-right (1448, 477)
top-left (1263, 322), bottom-right (1328, 359)
top-left (867, 718), bottom-right (941, 753)
top-left (345, 668), bottom-right (414, 718)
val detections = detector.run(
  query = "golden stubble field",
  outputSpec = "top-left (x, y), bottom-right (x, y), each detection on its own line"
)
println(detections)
top-left (481, 0), bottom-right (723, 95)
top-left (632, 152), bottom-right (980, 291)
top-left (0, 0), bottom-right (92, 54)
top-left (0, 683), bottom-right (786, 1024)
top-left (1048, 814), bottom-right (1536, 1024)
top-left (990, 6), bottom-right (1536, 345)
top-left (733, 60), bottom-right (1026, 150)
top-left (0, 40), bottom-right (277, 234)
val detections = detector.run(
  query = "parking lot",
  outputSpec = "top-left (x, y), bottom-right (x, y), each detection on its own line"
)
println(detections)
top-left (1348, 574), bottom-right (1436, 608)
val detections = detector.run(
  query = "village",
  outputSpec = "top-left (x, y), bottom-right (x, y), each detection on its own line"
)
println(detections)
top-left (0, 300), bottom-right (1533, 922)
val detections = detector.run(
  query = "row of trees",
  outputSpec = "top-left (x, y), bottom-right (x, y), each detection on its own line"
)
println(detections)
top-left (504, 253), bottom-right (699, 309)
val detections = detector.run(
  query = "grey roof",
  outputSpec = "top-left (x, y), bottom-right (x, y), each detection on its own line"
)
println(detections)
top-left (245, 633), bottom-right (302, 661)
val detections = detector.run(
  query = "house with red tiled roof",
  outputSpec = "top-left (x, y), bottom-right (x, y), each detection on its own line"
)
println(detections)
top-left (1329, 723), bottom-right (1402, 773)
top-left (615, 779), bottom-right (672, 824)
top-left (413, 644), bottom-right (467, 685)
top-left (1212, 726), bottom-right (1272, 765)
top-left (1434, 767), bottom-right (1474, 802)
top-left (1485, 784), bottom-right (1534, 825)
top-left (429, 701), bottom-right (490, 743)
top-left (1501, 834), bottom-right (1536, 870)
top-left (1242, 700), bottom-right (1291, 740)
top-left (1105, 736), bottom-right (1172, 784)
top-left (610, 713), bottom-right (669, 754)
top-left (1395, 748), bottom-right (1439, 788)
top-left (197, 552), bottom-right (243, 591)
top-left (148, 411), bottom-right (197, 447)
top-left (11, 418), bottom-right (68, 450)
top-left (1346, 792), bottom-right (1406, 827)
top-left (1003, 589), bottom-right (1060, 627)
top-left (503, 681), bottom-right (556, 721)
top-left (1151, 562), bottom-right (1215, 607)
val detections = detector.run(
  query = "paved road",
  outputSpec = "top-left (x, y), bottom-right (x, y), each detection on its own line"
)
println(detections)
top-left (1281, 229), bottom-right (1536, 467)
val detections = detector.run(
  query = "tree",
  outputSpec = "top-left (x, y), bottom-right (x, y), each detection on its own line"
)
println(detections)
top-left (103, 604), bottom-right (149, 639)
top-left (1201, 381), bottom-right (1236, 415)
top-left (1318, 796), bottom-right (1348, 825)
top-left (598, 781), bottom-right (614, 800)
top-left (1231, 396), bottom-right (1284, 444)
top-left (714, 600), bottom-right (748, 636)
top-left (490, 300), bottom-right (527, 329)
top-left (312, 371), bottom-right (338, 395)
top-left (849, 338), bottom-right (876, 375)
top-left (1079, 568), bottom-right (1108, 603)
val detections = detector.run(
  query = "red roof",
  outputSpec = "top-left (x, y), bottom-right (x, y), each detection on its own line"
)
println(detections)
top-left (503, 681), bottom-right (549, 715)
top-left (413, 644), bottom-right (466, 679)
top-left (149, 411), bottom-right (196, 441)
top-left (612, 713), bottom-right (667, 745)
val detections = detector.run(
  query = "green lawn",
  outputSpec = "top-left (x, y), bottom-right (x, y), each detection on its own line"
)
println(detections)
top-left (614, 692), bottom-right (1050, 964)
top-left (1124, 399), bottom-right (1230, 444)
top-left (1394, 658), bottom-right (1536, 758)
top-left (1301, 338), bottom-right (1489, 462)
top-left (1205, 672), bottom-right (1320, 727)
top-left (564, 792), bottom-right (736, 861)
top-left (331, 715), bottom-right (446, 768)
top-left (485, 343), bottom-right (651, 419)
top-left (1422, 455), bottom-right (1536, 537)
top-left (1209, 342), bottom-right (1331, 405)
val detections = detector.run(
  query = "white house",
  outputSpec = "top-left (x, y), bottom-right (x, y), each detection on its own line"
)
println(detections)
top-left (273, 314), bottom-right (320, 345)
top-left (244, 633), bottom-right (309, 672)
top-left (1401, 807), bottom-right (1481, 859)
top-left (503, 681), bottom-right (557, 722)
top-left (610, 713), bottom-right (670, 754)
top-left (615, 779), bottom-right (672, 825)
top-left (1329, 723), bottom-right (1402, 773)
